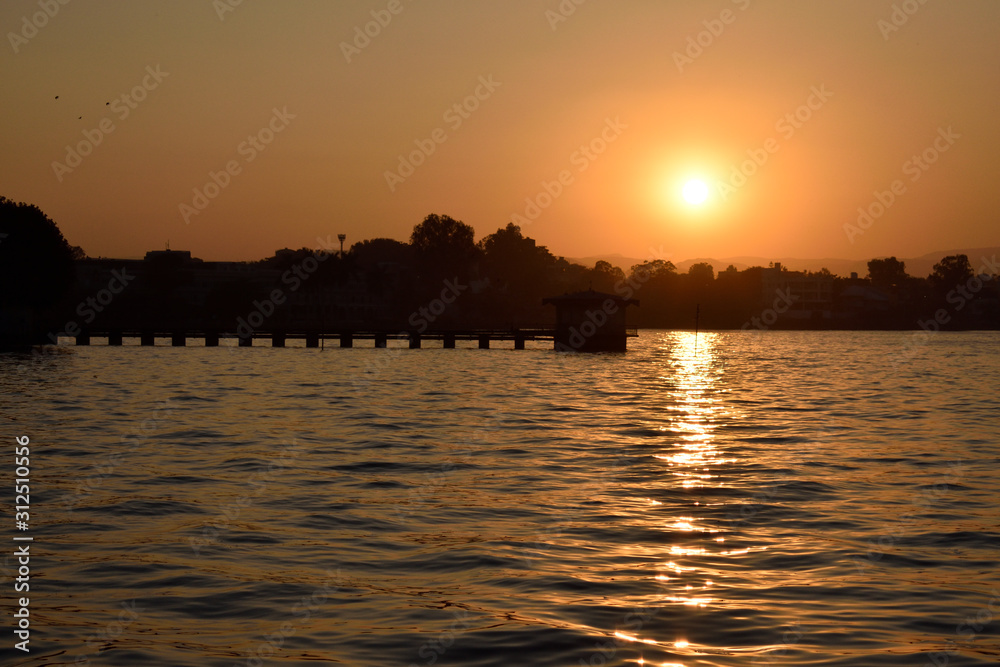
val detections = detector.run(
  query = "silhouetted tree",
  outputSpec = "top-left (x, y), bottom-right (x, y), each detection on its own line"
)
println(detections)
top-left (479, 223), bottom-right (554, 266)
top-left (630, 259), bottom-right (676, 279)
top-left (0, 196), bottom-right (75, 309)
top-left (592, 260), bottom-right (625, 291)
top-left (410, 213), bottom-right (477, 278)
top-left (867, 257), bottom-right (908, 289)
top-left (550, 257), bottom-right (593, 293)
top-left (470, 223), bottom-right (560, 324)
top-left (930, 254), bottom-right (974, 291)
top-left (256, 247), bottom-right (317, 270)
top-left (350, 238), bottom-right (413, 269)
top-left (687, 262), bottom-right (715, 288)
top-left (479, 223), bottom-right (555, 289)
top-left (347, 238), bottom-right (414, 303)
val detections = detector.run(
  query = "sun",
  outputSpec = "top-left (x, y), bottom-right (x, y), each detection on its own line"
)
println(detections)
top-left (682, 179), bottom-right (710, 206)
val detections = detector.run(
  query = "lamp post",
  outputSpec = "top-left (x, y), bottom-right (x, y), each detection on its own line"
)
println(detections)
top-left (337, 234), bottom-right (346, 258)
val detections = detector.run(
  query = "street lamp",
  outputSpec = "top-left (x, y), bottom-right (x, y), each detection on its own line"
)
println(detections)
top-left (337, 234), bottom-right (346, 257)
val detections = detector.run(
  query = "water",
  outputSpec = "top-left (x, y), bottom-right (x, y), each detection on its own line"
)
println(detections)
top-left (2, 331), bottom-right (999, 666)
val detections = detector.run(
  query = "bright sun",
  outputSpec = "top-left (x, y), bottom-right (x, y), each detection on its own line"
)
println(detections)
top-left (682, 179), bottom-right (710, 206)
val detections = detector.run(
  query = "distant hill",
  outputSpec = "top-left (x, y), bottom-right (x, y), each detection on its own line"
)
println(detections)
top-left (567, 247), bottom-right (1000, 278)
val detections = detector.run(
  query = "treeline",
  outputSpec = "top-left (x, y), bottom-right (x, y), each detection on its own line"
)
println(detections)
top-left (256, 214), bottom-right (999, 329)
top-left (2, 198), bottom-right (999, 347)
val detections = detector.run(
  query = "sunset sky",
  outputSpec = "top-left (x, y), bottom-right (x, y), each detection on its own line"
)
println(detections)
top-left (2, 0), bottom-right (998, 263)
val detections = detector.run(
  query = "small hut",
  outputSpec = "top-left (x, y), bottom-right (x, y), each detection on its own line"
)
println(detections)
top-left (542, 289), bottom-right (639, 352)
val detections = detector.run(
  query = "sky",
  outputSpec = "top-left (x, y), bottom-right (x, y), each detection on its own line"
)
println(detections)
top-left (1, 0), bottom-right (998, 263)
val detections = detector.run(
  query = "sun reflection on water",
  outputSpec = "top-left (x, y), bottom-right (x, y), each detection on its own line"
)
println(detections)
top-left (585, 333), bottom-right (756, 663)
top-left (610, 333), bottom-right (740, 661)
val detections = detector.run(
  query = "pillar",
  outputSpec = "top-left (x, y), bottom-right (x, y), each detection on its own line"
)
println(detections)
top-left (443, 334), bottom-right (456, 349)
top-left (375, 333), bottom-right (387, 348)
top-left (140, 333), bottom-right (155, 346)
top-left (515, 335), bottom-right (525, 350)
top-left (272, 332), bottom-right (286, 348)
top-left (76, 332), bottom-right (91, 346)
top-left (171, 333), bottom-right (186, 347)
top-left (204, 332), bottom-right (220, 347)
top-left (239, 336), bottom-right (253, 347)
top-left (108, 332), bottom-right (123, 346)
top-left (409, 333), bottom-right (421, 349)
top-left (478, 335), bottom-right (490, 349)
top-left (305, 333), bottom-right (319, 348)
top-left (340, 333), bottom-right (353, 348)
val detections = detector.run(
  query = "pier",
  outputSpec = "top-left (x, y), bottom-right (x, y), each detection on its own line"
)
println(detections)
top-left (31, 291), bottom-right (641, 351)
top-left (65, 327), bottom-right (638, 348)
top-left (64, 327), bottom-right (640, 348)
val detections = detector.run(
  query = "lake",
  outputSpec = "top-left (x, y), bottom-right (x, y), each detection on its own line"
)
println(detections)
top-left (2, 330), bottom-right (998, 666)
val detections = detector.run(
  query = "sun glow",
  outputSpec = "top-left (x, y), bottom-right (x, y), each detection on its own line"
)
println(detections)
top-left (682, 179), bottom-right (710, 205)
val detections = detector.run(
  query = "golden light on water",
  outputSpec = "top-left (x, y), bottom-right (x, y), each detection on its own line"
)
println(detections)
top-left (599, 333), bottom-right (745, 660)
top-left (669, 546), bottom-right (707, 556)
top-left (584, 333), bottom-right (761, 662)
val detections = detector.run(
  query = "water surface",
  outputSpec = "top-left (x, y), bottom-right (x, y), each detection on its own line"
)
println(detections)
top-left (2, 331), bottom-right (998, 666)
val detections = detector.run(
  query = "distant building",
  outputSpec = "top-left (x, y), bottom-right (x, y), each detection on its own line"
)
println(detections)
top-left (838, 284), bottom-right (891, 318)
top-left (542, 289), bottom-right (638, 352)
top-left (144, 249), bottom-right (197, 263)
top-left (761, 263), bottom-right (834, 321)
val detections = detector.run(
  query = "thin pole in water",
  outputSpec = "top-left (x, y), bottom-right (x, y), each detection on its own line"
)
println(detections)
top-left (694, 303), bottom-right (700, 355)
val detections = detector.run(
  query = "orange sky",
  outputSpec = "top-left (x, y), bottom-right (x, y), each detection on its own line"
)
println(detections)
top-left (2, 0), bottom-right (998, 262)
